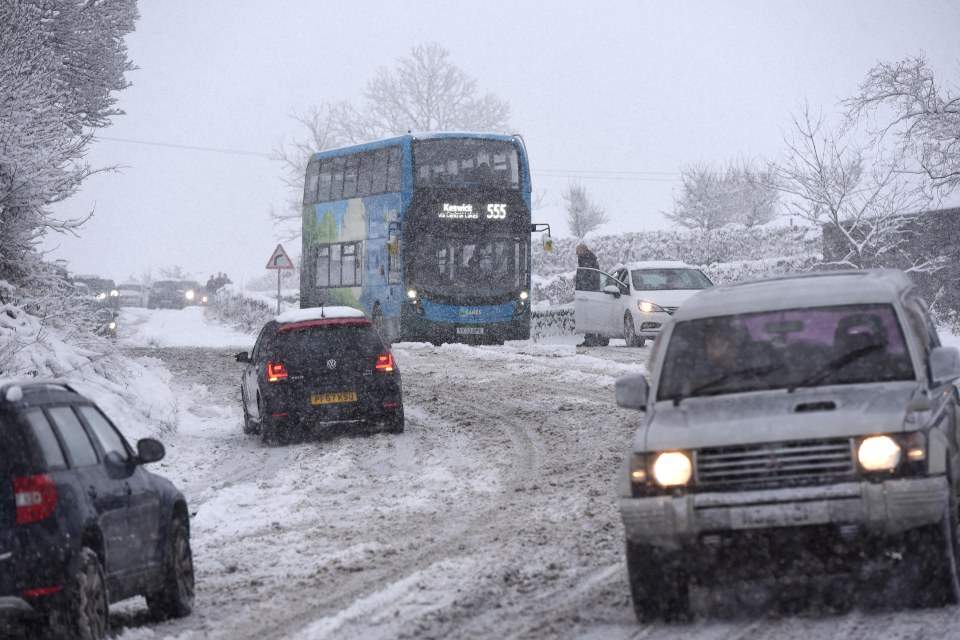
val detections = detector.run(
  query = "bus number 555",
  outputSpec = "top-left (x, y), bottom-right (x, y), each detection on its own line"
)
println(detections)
top-left (486, 203), bottom-right (507, 219)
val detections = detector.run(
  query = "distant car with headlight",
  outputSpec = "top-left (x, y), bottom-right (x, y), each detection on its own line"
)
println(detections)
top-left (180, 281), bottom-right (208, 306)
top-left (614, 269), bottom-right (960, 621)
top-left (73, 276), bottom-right (119, 309)
top-left (574, 261), bottom-right (712, 347)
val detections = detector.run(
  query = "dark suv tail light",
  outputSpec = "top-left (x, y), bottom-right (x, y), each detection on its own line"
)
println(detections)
top-left (14, 475), bottom-right (58, 525)
top-left (267, 361), bottom-right (288, 382)
top-left (375, 352), bottom-right (395, 373)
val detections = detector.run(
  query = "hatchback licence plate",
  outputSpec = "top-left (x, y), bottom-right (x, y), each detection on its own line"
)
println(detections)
top-left (310, 391), bottom-right (358, 405)
top-left (456, 326), bottom-right (484, 335)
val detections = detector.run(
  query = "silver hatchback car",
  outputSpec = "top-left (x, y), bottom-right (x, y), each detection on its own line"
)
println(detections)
top-left (615, 269), bottom-right (960, 621)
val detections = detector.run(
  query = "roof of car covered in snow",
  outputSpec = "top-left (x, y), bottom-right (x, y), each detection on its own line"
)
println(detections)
top-left (614, 261), bottom-right (701, 271)
top-left (672, 269), bottom-right (914, 321)
top-left (275, 307), bottom-right (367, 324)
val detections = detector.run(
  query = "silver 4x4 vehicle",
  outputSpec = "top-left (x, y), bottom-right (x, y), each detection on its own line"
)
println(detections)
top-left (615, 269), bottom-right (960, 622)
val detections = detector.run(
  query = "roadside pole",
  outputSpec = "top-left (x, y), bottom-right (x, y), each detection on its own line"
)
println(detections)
top-left (265, 243), bottom-right (294, 315)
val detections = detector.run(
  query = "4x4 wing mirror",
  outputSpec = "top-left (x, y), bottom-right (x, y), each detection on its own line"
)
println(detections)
top-left (929, 346), bottom-right (960, 386)
top-left (616, 374), bottom-right (650, 411)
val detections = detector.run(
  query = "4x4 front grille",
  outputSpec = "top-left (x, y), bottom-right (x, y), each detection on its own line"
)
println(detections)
top-left (695, 439), bottom-right (855, 489)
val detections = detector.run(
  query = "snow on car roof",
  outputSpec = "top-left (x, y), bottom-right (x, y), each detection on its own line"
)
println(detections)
top-left (616, 261), bottom-right (699, 271)
top-left (275, 306), bottom-right (367, 324)
top-left (673, 269), bottom-right (913, 321)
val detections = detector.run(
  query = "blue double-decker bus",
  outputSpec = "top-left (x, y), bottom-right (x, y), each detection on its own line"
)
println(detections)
top-left (300, 132), bottom-right (548, 344)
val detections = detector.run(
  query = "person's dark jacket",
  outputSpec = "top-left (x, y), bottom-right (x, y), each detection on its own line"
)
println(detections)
top-left (575, 248), bottom-right (600, 291)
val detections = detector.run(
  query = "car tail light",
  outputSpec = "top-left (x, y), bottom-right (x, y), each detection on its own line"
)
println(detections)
top-left (23, 585), bottom-right (64, 597)
top-left (375, 352), bottom-right (395, 373)
top-left (267, 361), bottom-right (288, 382)
top-left (14, 475), bottom-right (58, 525)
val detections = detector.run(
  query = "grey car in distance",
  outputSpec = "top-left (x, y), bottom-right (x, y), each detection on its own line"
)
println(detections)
top-left (615, 269), bottom-right (960, 621)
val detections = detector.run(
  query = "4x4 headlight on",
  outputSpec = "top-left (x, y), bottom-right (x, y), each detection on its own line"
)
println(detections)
top-left (856, 432), bottom-right (926, 473)
top-left (629, 451), bottom-right (693, 496)
top-left (637, 300), bottom-right (666, 314)
top-left (653, 451), bottom-right (693, 486)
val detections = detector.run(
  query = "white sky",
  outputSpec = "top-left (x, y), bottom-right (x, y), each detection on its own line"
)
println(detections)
top-left (44, 0), bottom-right (960, 286)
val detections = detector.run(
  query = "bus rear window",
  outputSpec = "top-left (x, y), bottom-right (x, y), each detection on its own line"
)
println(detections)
top-left (413, 139), bottom-right (519, 190)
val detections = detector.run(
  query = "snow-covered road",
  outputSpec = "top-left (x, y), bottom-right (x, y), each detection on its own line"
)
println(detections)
top-left (107, 307), bottom-right (960, 639)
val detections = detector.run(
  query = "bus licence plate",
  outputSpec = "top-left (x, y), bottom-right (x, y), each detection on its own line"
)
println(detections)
top-left (456, 327), bottom-right (484, 335)
top-left (311, 391), bottom-right (358, 405)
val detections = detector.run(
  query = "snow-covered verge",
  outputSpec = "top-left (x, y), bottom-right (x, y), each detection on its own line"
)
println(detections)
top-left (0, 303), bottom-right (175, 440)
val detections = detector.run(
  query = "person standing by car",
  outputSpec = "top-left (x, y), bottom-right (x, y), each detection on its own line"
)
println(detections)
top-left (575, 243), bottom-right (603, 347)
top-left (574, 243), bottom-right (600, 291)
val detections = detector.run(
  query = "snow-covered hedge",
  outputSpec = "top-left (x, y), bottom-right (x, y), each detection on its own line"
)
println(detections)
top-left (531, 304), bottom-right (574, 340)
top-left (533, 225), bottom-right (822, 277)
top-left (0, 303), bottom-right (176, 440)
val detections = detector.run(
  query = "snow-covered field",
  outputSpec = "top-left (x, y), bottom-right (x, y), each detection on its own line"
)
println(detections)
top-left (88, 306), bottom-right (960, 639)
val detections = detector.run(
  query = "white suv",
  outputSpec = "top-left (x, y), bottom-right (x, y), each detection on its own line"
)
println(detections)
top-left (615, 269), bottom-right (960, 621)
top-left (574, 261), bottom-right (712, 347)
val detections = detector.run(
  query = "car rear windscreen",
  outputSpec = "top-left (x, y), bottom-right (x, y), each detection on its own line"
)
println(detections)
top-left (275, 324), bottom-right (384, 364)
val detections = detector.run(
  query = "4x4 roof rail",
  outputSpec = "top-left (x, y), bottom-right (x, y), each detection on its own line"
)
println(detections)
top-left (0, 379), bottom-right (78, 402)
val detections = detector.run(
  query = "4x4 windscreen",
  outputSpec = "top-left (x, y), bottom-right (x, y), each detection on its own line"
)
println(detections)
top-left (657, 304), bottom-right (915, 401)
top-left (274, 323), bottom-right (384, 369)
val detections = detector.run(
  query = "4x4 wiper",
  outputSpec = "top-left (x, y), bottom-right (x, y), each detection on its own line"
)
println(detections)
top-left (787, 343), bottom-right (884, 392)
top-left (672, 363), bottom-right (784, 405)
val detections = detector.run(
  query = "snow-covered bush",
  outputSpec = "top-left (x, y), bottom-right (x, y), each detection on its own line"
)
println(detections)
top-left (207, 288), bottom-right (274, 333)
top-left (0, 302), bottom-right (176, 440)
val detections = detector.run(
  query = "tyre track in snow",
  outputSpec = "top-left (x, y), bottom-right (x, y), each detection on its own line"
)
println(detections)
top-left (230, 344), bottom-right (565, 639)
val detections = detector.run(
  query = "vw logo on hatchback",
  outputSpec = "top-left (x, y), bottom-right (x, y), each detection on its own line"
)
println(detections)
top-left (326, 359), bottom-right (337, 369)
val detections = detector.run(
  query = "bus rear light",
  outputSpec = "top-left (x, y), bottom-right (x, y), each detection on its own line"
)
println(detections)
top-left (267, 362), bottom-right (288, 382)
top-left (14, 475), bottom-right (58, 525)
top-left (271, 412), bottom-right (289, 418)
top-left (375, 353), bottom-right (395, 373)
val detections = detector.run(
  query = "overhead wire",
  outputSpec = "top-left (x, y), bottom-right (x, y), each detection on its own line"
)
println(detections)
top-left (94, 135), bottom-right (684, 181)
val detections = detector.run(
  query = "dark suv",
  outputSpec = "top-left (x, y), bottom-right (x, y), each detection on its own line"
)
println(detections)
top-left (147, 280), bottom-right (187, 310)
top-left (0, 381), bottom-right (194, 638)
top-left (236, 307), bottom-right (404, 443)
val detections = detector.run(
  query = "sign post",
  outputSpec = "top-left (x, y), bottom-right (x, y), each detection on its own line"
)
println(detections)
top-left (265, 243), bottom-right (294, 314)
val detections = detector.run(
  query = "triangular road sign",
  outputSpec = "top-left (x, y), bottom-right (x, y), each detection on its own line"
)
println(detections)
top-left (266, 243), bottom-right (294, 270)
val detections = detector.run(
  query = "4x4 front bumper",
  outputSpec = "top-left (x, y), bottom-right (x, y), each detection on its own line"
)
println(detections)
top-left (620, 476), bottom-right (949, 550)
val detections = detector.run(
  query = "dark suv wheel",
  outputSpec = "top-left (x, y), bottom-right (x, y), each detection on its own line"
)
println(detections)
top-left (48, 547), bottom-right (108, 640)
top-left (147, 515), bottom-right (194, 620)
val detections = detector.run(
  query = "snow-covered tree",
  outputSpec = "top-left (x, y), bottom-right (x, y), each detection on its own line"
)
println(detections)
top-left (844, 54), bottom-right (960, 191)
top-left (273, 43), bottom-right (512, 237)
top-left (0, 0), bottom-right (138, 293)
top-left (663, 160), bottom-right (780, 231)
top-left (772, 103), bottom-right (940, 273)
top-left (563, 181), bottom-right (608, 239)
